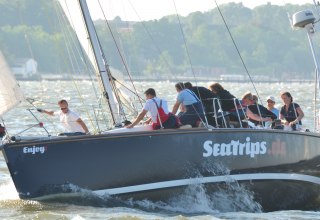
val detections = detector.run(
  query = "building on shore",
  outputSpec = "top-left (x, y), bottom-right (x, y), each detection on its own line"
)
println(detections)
top-left (11, 58), bottom-right (41, 80)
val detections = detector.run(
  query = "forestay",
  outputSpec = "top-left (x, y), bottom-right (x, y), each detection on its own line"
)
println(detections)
top-left (58, 0), bottom-right (122, 125)
top-left (0, 51), bottom-right (24, 116)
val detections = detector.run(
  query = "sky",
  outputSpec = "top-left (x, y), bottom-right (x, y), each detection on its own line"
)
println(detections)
top-left (87, 0), bottom-right (314, 21)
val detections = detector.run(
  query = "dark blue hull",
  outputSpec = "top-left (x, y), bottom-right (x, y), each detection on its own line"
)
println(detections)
top-left (2, 128), bottom-right (320, 211)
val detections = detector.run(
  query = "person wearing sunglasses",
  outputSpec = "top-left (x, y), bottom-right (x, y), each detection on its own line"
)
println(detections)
top-left (266, 95), bottom-right (279, 119)
top-left (37, 99), bottom-right (89, 135)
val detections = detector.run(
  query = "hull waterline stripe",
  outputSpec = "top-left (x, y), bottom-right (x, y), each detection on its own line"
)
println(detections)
top-left (93, 173), bottom-right (320, 196)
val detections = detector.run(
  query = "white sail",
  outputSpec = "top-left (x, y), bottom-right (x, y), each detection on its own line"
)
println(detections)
top-left (0, 51), bottom-right (24, 116)
top-left (58, 0), bottom-right (122, 125)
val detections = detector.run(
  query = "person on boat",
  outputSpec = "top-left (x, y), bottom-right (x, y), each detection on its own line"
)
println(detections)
top-left (184, 82), bottom-right (219, 126)
top-left (126, 88), bottom-right (179, 130)
top-left (280, 91), bottom-right (304, 131)
top-left (172, 82), bottom-right (205, 127)
top-left (242, 92), bottom-right (276, 127)
top-left (266, 95), bottom-right (279, 119)
top-left (208, 82), bottom-right (245, 125)
top-left (37, 99), bottom-right (89, 135)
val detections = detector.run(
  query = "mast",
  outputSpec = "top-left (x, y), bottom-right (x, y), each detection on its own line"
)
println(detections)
top-left (78, 0), bottom-right (123, 125)
top-left (59, 0), bottom-right (122, 125)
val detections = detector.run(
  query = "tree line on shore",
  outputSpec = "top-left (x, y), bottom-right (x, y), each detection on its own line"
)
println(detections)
top-left (0, 0), bottom-right (316, 80)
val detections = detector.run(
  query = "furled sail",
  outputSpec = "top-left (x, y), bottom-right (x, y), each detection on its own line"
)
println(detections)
top-left (0, 51), bottom-right (24, 116)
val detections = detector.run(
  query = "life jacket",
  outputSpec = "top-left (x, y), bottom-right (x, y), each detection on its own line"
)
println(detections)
top-left (151, 99), bottom-right (169, 130)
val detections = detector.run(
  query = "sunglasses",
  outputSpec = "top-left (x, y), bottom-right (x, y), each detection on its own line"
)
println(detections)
top-left (61, 107), bottom-right (68, 110)
top-left (267, 100), bottom-right (274, 103)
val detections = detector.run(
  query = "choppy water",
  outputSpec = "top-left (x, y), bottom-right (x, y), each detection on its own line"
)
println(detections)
top-left (1, 80), bottom-right (320, 219)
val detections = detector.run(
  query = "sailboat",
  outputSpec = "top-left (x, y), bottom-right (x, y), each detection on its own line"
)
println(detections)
top-left (1, 0), bottom-right (320, 212)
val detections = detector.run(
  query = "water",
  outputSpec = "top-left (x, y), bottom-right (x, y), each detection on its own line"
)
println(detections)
top-left (1, 80), bottom-right (320, 219)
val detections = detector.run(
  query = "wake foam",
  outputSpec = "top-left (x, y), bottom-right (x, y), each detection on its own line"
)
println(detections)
top-left (0, 161), bottom-right (262, 214)
top-left (122, 161), bottom-right (262, 214)
top-left (0, 181), bottom-right (19, 201)
top-left (125, 180), bottom-right (262, 214)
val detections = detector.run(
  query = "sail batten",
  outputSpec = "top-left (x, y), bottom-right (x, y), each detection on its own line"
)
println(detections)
top-left (0, 51), bottom-right (24, 116)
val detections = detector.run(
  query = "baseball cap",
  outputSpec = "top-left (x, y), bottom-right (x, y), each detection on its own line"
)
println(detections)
top-left (266, 95), bottom-right (275, 102)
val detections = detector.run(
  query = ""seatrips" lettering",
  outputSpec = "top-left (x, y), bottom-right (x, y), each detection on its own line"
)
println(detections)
top-left (203, 137), bottom-right (267, 158)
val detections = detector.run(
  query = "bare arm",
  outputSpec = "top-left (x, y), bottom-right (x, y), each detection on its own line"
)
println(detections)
top-left (172, 101), bottom-right (181, 115)
top-left (126, 109), bottom-right (148, 128)
top-left (289, 107), bottom-right (304, 126)
top-left (179, 104), bottom-right (185, 112)
top-left (145, 117), bottom-right (152, 124)
top-left (41, 109), bottom-right (54, 116)
top-left (76, 118), bottom-right (89, 133)
top-left (279, 113), bottom-right (284, 120)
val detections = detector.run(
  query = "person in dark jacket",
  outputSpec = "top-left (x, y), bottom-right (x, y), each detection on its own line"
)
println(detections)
top-left (184, 82), bottom-right (220, 126)
top-left (209, 82), bottom-right (245, 125)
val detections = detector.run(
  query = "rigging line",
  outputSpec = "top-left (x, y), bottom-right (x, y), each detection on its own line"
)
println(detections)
top-left (17, 3), bottom-right (58, 135)
top-left (61, 2), bottom-right (112, 126)
top-left (97, 0), bottom-right (143, 109)
top-left (17, 3), bottom-right (47, 96)
top-left (25, 98), bottom-right (59, 134)
top-left (172, 0), bottom-right (199, 85)
top-left (111, 76), bottom-right (144, 101)
top-left (172, 0), bottom-right (197, 84)
top-left (172, 0), bottom-right (209, 126)
top-left (312, 0), bottom-right (320, 132)
top-left (59, 1), bottom-right (105, 109)
top-left (89, 20), bottom-right (128, 123)
top-left (126, 0), bottom-right (177, 79)
top-left (116, 0), bottom-right (132, 74)
top-left (117, 0), bottom-right (151, 87)
top-left (93, 2), bottom-right (138, 122)
top-left (59, 1), bottom-right (95, 80)
top-left (213, 0), bottom-right (261, 104)
top-left (58, 0), bottom-right (101, 103)
top-left (55, 1), bottom-right (98, 132)
top-left (314, 0), bottom-right (320, 132)
top-left (58, 3), bottom-right (96, 132)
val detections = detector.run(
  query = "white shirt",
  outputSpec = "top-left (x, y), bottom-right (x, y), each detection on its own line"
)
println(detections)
top-left (54, 109), bottom-right (85, 133)
top-left (143, 97), bottom-right (169, 123)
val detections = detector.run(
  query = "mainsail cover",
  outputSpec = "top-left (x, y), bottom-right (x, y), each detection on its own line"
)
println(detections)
top-left (0, 51), bottom-right (24, 116)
